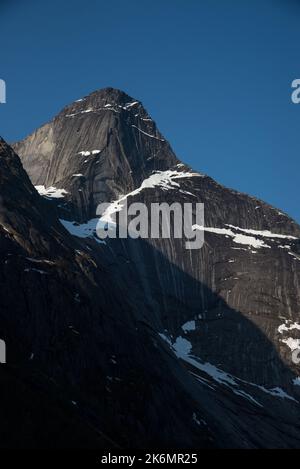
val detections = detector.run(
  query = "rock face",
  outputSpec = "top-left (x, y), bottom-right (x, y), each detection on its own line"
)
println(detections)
top-left (1, 87), bottom-right (300, 448)
top-left (13, 88), bottom-right (179, 221)
top-left (0, 138), bottom-right (211, 448)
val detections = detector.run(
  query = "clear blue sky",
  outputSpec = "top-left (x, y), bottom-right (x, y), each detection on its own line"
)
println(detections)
top-left (1, 0), bottom-right (300, 222)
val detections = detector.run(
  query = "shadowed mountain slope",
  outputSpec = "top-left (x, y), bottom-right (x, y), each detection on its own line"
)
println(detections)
top-left (2, 88), bottom-right (300, 447)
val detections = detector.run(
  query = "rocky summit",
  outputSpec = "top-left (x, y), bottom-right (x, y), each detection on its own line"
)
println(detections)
top-left (0, 87), bottom-right (299, 448)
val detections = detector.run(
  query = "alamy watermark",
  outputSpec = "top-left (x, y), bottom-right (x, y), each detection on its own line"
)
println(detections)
top-left (0, 339), bottom-right (6, 363)
top-left (292, 348), bottom-right (300, 365)
top-left (291, 79), bottom-right (300, 104)
top-left (0, 79), bottom-right (6, 104)
top-left (96, 201), bottom-right (205, 250)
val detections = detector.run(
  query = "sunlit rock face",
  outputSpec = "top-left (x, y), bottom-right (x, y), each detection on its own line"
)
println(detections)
top-left (4, 88), bottom-right (300, 448)
top-left (13, 88), bottom-right (179, 221)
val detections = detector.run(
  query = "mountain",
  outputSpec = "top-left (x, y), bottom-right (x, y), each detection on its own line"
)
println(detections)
top-left (0, 87), bottom-right (299, 448)
top-left (13, 88), bottom-right (179, 221)
top-left (0, 137), bottom-right (211, 448)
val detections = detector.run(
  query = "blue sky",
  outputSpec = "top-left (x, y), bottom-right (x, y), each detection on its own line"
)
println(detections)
top-left (1, 0), bottom-right (300, 222)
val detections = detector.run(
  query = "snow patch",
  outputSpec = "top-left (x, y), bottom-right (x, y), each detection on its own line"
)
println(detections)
top-left (256, 385), bottom-right (297, 402)
top-left (226, 224), bottom-right (297, 240)
top-left (293, 377), bottom-right (300, 386)
top-left (278, 321), bottom-right (300, 334)
top-left (35, 185), bottom-right (68, 199)
top-left (173, 336), bottom-right (192, 357)
top-left (131, 124), bottom-right (165, 141)
top-left (182, 320), bottom-right (196, 332)
top-left (282, 337), bottom-right (300, 352)
top-left (278, 321), bottom-right (300, 351)
top-left (288, 252), bottom-right (300, 262)
top-left (159, 331), bottom-right (297, 406)
top-left (194, 223), bottom-right (298, 249)
top-left (124, 101), bottom-right (139, 109)
top-left (78, 150), bottom-right (101, 157)
top-left (193, 225), bottom-right (270, 249)
top-left (60, 218), bottom-right (106, 244)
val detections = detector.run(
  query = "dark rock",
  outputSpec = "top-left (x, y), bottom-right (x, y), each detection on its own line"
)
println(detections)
top-left (1, 87), bottom-right (300, 448)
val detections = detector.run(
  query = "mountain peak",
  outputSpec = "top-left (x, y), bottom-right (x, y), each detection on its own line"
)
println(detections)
top-left (61, 87), bottom-right (144, 119)
top-left (86, 86), bottom-right (139, 104)
top-left (5, 93), bottom-right (300, 449)
top-left (12, 90), bottom-right (179, 221)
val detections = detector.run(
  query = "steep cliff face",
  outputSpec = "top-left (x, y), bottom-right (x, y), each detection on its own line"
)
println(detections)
top-left (13, 88), bottom-right (179, 221)
top-left (0, 138), bottom-right (213, 448)
top-left (5, 88), bottom-right (300, 447)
